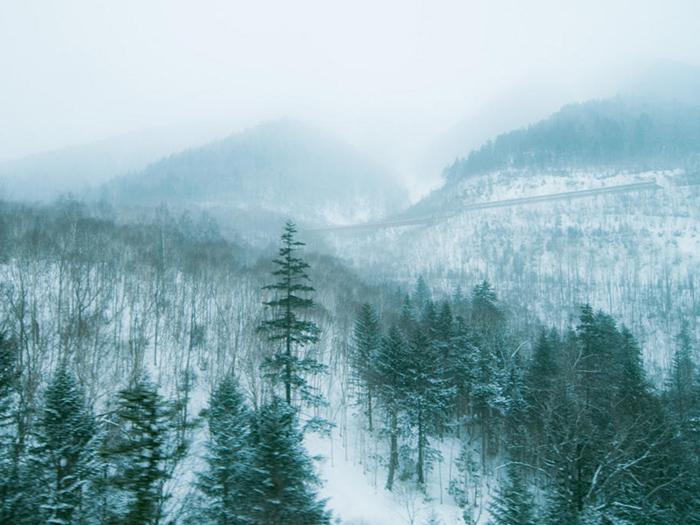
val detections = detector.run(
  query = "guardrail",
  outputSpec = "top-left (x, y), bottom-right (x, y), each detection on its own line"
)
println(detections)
top-left (313, 180), bottom-right (661, 233)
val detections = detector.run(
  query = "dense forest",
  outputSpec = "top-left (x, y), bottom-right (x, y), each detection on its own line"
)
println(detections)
top-left (0, 199), bottom-right (698, 524)
top-left (443, 99), bottom-right (700, 182)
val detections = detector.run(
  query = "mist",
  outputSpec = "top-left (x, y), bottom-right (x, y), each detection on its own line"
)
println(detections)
top-left (2, 0), bottom-right (699, 192)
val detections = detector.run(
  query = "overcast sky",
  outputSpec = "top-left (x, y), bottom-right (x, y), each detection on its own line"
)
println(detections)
top-left (1, 0), bottom-right (699, 165)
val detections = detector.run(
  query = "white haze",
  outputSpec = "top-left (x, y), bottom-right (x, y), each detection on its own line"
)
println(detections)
top-left (1, 0), bottom-right (699, 196)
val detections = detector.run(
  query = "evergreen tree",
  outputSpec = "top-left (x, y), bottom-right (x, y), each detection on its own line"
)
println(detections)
top-left (198, 374), bottom-right (257, 525)
top-left (401, 331), bottom-right (454, 486)
top-left (615, 326), bottom-right (648, 411)
top-left (471, 280), bottom-right (504, 337)
top-left (251, 398), bottom-right (330, 525)
top-left (0, 332), bottom-right (16, 430)
top-left (374, 325), bottom-right (408, 490)
top-left (526, 329), bottom-right (559, 396)
top-left (668, 321), bottom-right (698, 429)
top-left (258, 221), bottom-right (323, 406)
top-left (412, 276), bottom-right (431, 311)
top-left (103, 377), bottom-right (181, 525)
top-left (351, 303), bottom-right (381, 431)
top-left (489, 463), bottom-right (536, 525)
top-left (524, 329), bottom-right (560, 444)
top-left (0, 332), bottom-right (27, 523)
top-left (434, 301), bottom-right (453, 343)
top-left (34, 365), bottom-right (97, 524)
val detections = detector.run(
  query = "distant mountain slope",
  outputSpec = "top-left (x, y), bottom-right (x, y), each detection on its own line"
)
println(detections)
top-left (103, 119), bottom-right (408, 228)
top-left (0, 122), bottom-right (235, 201)
top-left (326, 97), bottom-right (700, 376)
top-left (419, 60), bottom-right (700, 186)
top-left (443, 98), bottom-right (700, 183)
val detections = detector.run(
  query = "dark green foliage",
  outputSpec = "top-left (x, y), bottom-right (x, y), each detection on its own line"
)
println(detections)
top-left (34, 365), bottom-right (97, 524)
top-left (412, 276), bottom-right (431, 311)
top-left (198, 374), bottom-right (257, 525)
top-left (0, 332), bottom-right (16, 419)
top-left (102, 377), bottom-right (181, 525)
top-left (471, 280), bottom-right (505, 341)
top-left (443, 98), bottom-right (700, 182)
top-left (251, 398), bottom-right (331, 525)
top-left (399, 330), bottom-right (454, 485)
top-left (667, 321), bottom-right (699, 430)
top-left (489, 464), bottom-right (536, 525)
top-left (374, 325), bottom-right (407, 490)
top-left (0, 333), bottom-right (27, 523)
top-left (258, 221), bottom-right (324, 406)
top-left (374, 296), bottom-right (457, 487)
top-left (351, 303), bottom-right (381, 431)
top-left (535, 307), bottom-right (699, 523)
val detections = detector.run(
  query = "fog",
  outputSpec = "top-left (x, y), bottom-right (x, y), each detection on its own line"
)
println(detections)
top-left (2, 0), bottom-right (699, 191)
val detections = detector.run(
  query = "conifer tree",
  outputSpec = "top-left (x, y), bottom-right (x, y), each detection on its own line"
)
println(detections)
top-left (401, 331), bottom-right (454, 486)
top-left (0, 332), bottom-right (26, 523)
top-left (434, 301), bottom-right (453, 343)
top-left (258, 221), bottom-right (323, 406)
top-left (471, 280), bottom-right (504, 336)
top-left (251, 398), bottom-right (330, 525)
top-left (668, 321), bottom-right (698, 429)
top-left (103, 376), bottom-right (180, 525)
top-left (412, 276), bottom-right (431, 311)
top-left (198, 374), bottom-right (257, 525)
top-left (374, 325), bottom-right (408, 490)
top-left (35, 365), bottom-right (96, 524)
top-left (351, 303), bottom-right (381, 431)
top-left (489, 463), bottom-right (536, 525)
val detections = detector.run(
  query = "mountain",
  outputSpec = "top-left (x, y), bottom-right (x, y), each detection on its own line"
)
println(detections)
top-left (327, 97), bottom-right (700, 375)
top-left (442, 97), bottom-right (700, 183)
top-left (418, 60), bottom-right (700, 189)
top-left (417, 81), bottom-right (573, 180)
top-left (0, 121), bottom-right (236, 201)
top-left (102, 119), bottom-right (408, 229)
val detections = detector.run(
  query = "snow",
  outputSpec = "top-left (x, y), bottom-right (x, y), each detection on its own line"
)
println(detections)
top-left (305, 423), bottom-right (490, 524)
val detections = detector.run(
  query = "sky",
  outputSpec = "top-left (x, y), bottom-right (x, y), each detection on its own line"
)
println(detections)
top-left (1, 0), bottom-right (699, 172)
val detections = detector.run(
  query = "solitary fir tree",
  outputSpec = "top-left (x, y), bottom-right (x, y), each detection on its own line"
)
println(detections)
top-left (258, 221), bottom-right (323, 406)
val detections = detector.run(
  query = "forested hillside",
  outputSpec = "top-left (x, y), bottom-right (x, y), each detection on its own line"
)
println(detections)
top-left (442, 98), bottom-right (700, 182)
top-left (0, 200), bottom-right (698, 523)
top-left (103, 119), bottom-right (407, 229)
top-left (1, 95), bottom-right (700, 524)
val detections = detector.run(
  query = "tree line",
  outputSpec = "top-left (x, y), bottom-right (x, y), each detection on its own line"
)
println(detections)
top-left (443, 98), bottom-right (700, 182)
top-left (348, 278), bottom-right (700, 524)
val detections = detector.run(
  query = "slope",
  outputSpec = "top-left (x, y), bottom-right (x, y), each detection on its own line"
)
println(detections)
top-left (102, 118), bottom-right (408, 229)
top-left (325, 97), bottom-right (700, 376)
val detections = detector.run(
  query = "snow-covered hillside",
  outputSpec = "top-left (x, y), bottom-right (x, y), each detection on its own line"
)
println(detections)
top-left (324, 168), bottom-right (700, 379)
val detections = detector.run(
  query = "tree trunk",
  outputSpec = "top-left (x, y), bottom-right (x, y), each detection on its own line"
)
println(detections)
top-left (386, 411), bottom-right (399, 491)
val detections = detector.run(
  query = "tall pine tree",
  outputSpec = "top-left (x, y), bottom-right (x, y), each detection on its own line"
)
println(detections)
top-left (258, 221), bottom-right (323, 406)
top-left (351, 303), bottom-right (381, 431)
